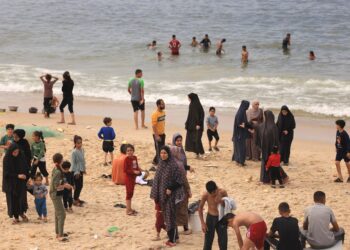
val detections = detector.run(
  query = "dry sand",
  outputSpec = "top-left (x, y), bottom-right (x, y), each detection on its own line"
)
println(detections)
top-left (0, 99), bottom-right (349, 250)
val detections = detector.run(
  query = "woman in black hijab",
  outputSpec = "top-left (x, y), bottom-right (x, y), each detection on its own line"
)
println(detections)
top-left (185, 93), bottom-right (205, 157)
top-left (232, 100), bottom-right (251, 166)
top-left (276, 105), bottom-right (296, 166)
top-left (58, 71), bottom-right (76, 124)
top-left (13, 129), bottom-right (32, 168)
top-left (2, 143), bottom-right (29, 224)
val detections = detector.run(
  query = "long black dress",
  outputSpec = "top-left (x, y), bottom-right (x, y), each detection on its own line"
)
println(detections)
top-left (2, 144), bottom-right (29, 219)
top-left (232, 100), bottom-right (250, 165)
top-left (185, 93), bottom-right (205, 155)
top-left (276, 105), bottom-right (296, 164)
top-left (14, 129), bottom-right (32, 168)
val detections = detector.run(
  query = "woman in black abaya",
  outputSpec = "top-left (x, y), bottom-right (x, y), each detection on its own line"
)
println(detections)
top-left (185, 93), bottom-right (205, 157)
top-left (232, 100), bottom-right (251, 166)
top-left (276, 105), bottom-right (296, 166)
top-left (2, 144), bottom-right (29, 224)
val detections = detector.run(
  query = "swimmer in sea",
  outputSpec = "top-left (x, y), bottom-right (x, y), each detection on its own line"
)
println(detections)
top-left (191, 37), bottom-right (198, 47)
top-left (148, 40), bottom-right (157, 50)
top-left (157, 51), bottom-right (162, 61)
top-left (282, 33), bottom-right (291, 50)
top-left (200, 34), bottom-right (211, 52)
top-left (216, 39), bottom-right (226, 56)
top-left (241, 45), bottom-right (249, 64)
top-left (309, 51), bottom-right (316, 60)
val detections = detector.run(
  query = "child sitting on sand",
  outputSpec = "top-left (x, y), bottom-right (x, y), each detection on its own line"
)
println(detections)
top-left (62, 161), bottom-right (74, 212)
top-left (266, 146), bottom-right (285, 188)
top-left (31, 131), bottom-right (49, 185)
top-left (28, 173), bottom-right (48, 222)
top-left (0, 123), bottom-right (15, 153)
top-left (207, 107), bottom-right (220, 152)
top-left (71, 135), bottom-right (86, 207)
top-left (123, 144), bottom-right (142, 216)
top-left (98, 117), bottom-right (116, 166)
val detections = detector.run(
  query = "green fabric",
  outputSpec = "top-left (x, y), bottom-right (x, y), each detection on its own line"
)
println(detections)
top-left (128, 78), bottom-right (144, 88)
top-left (0, 135), bottom-right (14, 153)
top-left (51, 194), bottom-right (66, 236)
top-left (50, 167), bottom-right (63, 195)
top-left (31, 141), bottom-right (45, 160)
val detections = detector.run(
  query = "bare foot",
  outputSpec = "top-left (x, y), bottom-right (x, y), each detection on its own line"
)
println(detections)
top-left (57, 121), bottom-right (65, 124)
top-left (142, 125), bottom-right (148, 129)
top-left (43, 217), bottom-right (48, 222)
top-left (68, 122), bottom-right (76, 125)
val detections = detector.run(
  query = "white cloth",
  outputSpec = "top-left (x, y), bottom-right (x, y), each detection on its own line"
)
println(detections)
top-left (136, 171), bottom-right (148, 185)
top-left (218, 197), bottom-right (237, 221)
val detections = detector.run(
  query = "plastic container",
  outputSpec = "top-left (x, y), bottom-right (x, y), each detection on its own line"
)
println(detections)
top-left (189, 211), bottom-right (203, 233)
top-left (8, 106), bottom-right (18, 112)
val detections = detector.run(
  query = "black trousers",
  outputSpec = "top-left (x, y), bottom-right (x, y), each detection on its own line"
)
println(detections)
top-left (31, 161), bottom-right (49, 178)
top-left (153, 134), bottom-right (166, 165)
top-left (43, 97), bottom-right (53, 116)
top-left (59, 97), bottom-right (74, 113)
top-left (73, 174), bottom-right (83, 200)
top-left (270, 167), bottom-right (283, 185)
top-left (203, 214), bottom-right (228, 250)
top-left (280, 135), bottom-right (293, 164)
top-left (167, 227), bottom-right (179, 243)
top-left (63, 190), bottom-right (73, 208)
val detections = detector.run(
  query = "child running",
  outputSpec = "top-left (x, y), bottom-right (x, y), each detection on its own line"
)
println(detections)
top-left (28, 173), bottom-right (48, 222)
top-left (62, 161), bottom-right (74, 212)
top-left (71, 135), bottom-right (86, 207)
top-left (0, 123), bottom-right (15, 152)
top-left (31, 131), bottom-right (49, 185)
top-left (98, 117), bottom-right (116, 166)
top-left (206, 107), bottom-right (220, 152)
top-left (334, 119), bottom-right (350, 183)
top-left (124, 144), bottom-right (142, 216)
top-left (266, 146), bottom-right (285, 188)
top-left (50, 153), bottom-right (72, 242)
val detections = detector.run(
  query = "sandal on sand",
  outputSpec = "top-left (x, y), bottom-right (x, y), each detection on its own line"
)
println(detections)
top-left (114, 203), bottom-right (126, 208)
top-left (58, 237), bottom-right (69, 242)
top-left (21, 215), bottom-right (29, 222)
top-left (334, 178), bottom-right (343, 183)
top-left (165, 241), bottom-right (176, 247)
top-left (127, 211), bottom-right (137, 216)
top-left (12, 219), bottom-right (20, 225)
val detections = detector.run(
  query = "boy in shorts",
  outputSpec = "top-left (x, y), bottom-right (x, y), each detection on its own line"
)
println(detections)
top-left (206, 107), bottom-right (219, 152)
top-left (98, 117), bottom-right (116, 166)
top-left (334, 119), bottom-right (350, 183)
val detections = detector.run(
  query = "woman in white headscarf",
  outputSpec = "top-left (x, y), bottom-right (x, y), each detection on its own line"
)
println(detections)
top-left (246, 101), bottom-right (263, 161)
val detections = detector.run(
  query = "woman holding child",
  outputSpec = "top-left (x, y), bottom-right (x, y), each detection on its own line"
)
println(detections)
top-left (150, 146), bottom-right (186, 247)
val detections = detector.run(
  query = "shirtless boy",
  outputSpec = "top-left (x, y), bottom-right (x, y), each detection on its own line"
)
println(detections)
top-left (228, 212), bottom-right (267, 250)
top-left (199, 181), bottom-right (228, 250)
top-left (241, 45), bottom-right (249, 64)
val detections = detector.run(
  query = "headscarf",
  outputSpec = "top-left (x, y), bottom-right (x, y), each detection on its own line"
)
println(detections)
top-left (150, 146), bottom-right (185, 206)
top-left (233, 100), bottom-right (250, 141)
top-left (14, 129), bottom-right (25, 139)
top-left (185, 93), bottom-right (205, 131)
top-left (171, 133), bottom-right (187, 168)
top-left (13, 129), bottom-right (31, 167)
top-left (276, 105), bottom-right (296, 136)
top-left (256, 110), bottom-right (280, 161)
top-left (246, 101), bottom-right (263, 124)
top-left (2, 144), bottom-right (20, 193)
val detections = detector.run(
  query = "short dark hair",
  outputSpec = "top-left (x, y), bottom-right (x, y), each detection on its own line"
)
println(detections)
top-left (206, 181), bottom-right (217, 194)
top-left (34, 173), bottom-right (43, 181)
top-left (45, 74), bottom-right (52, 81)
top-left (120, 144), bottom-right (128, 154)
top-left (314, 191), bottom-right (326, 202)
top-left (6, 124), bottom-right (15, 130)
top-left (103, 117), bottom-right (112, 125)
top-left (156, 99), bottom-right (164, 106)
top-left (336, 120), bottom-right (346, 129)
top-left (222, 39), bottom-right (226, 43)
top-left (242, 45), bottom-right (247, 49)
top-left (287, 33), bottom-right (291, 36)
top-left (126, 144), bottom-right (135, 152)
top-left (135, 69), bottom-right (142, 75)
top-left (192, 36), bottom-right (196, 39)
top-left (172, 35), bottom-right (176, 38)
top-left (209, 107), bottom-right (216, 112)
top-left (73, 135), bottom-right (83, 146)
top-left (272, 146), bottom-right (278, 154)
top-left (62, 161), bottom-right (71, 169)
top-left (278, 202), bottom-right (290, 213)
top-left (52, 153), bottom-right (63, 164)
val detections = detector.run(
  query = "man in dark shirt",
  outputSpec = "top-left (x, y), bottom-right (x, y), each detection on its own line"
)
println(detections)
top-left (282, 33), bottom-right (291, 50)
top-left (200, 34), bottom-right (211, 51)
top-left (334, 119), bottom-right (350, 183)
top-left (264, 202), bottom-right (302, 250)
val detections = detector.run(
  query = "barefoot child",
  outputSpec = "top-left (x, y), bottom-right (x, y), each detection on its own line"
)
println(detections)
top-left (31, 131), bottom-right (49, 185)
top-left (153, 202), bottom-right (166, 241)
top-left (71, 135), bottom-right (86, 206)
top-left (228, 211), bottom-right (267, 250)
top-left (334, 120), bottom-right (350, 183)
top-left (266, 146), bottom-right (285, 188)
top-left (124, 144), bottom-right (142, 215)
top-left (62, 161), bottom-right (74, 212)
top-left (98, 117), bottom-right (116, 166)
top-left (206, 107), bottom-right (220, 152)
top-left (50, 153), bottom-right (73, 242)
top-left (199, 181), bottom-right (228, 250)
top-left (0, 123), bottom-right (15, 153)
top-left (28, 173), bottom-right (48, 222)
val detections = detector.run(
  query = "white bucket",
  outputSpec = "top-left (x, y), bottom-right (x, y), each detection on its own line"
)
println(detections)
top-left (305, 241), bottom-right (343, 250)
top-left (189, 212), bottom-right (203, 233)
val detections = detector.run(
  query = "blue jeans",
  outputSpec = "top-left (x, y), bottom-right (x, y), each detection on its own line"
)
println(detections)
top-left (35, 197), bottom-right (47, 217)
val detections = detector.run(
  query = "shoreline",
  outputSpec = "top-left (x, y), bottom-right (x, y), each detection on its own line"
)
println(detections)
top-left (0, 91), bottom-right (337, 143)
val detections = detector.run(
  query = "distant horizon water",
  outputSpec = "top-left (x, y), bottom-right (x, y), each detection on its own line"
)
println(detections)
top-left (0, 0), bottom-right (349, 116)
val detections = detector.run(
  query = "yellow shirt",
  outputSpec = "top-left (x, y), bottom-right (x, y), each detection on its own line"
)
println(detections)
top-left (151, 110), bottom-right (166, 135)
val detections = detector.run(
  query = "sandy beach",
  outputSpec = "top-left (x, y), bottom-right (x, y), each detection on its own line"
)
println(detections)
top-left (0, 94), bottom-right (349, 250)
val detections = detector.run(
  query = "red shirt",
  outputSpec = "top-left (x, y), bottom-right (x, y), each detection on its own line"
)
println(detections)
top-left (169, 39), bottom-right (181, 55)
top-left (266, 153), bottom-right (281, 169)
top-left (124, 156), bottom-right (140, 177)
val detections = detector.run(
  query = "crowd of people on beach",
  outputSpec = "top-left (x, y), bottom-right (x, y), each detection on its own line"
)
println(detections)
top-left (147, 33), bottom-right (316, 62)
top-left (1, 65), bottom-right (349, 249)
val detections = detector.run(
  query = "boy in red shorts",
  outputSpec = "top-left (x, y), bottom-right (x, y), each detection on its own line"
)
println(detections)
top-left (227, 211), bottom-right (267, 250)
top-left (123, 144), bottom-right (142, 216)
